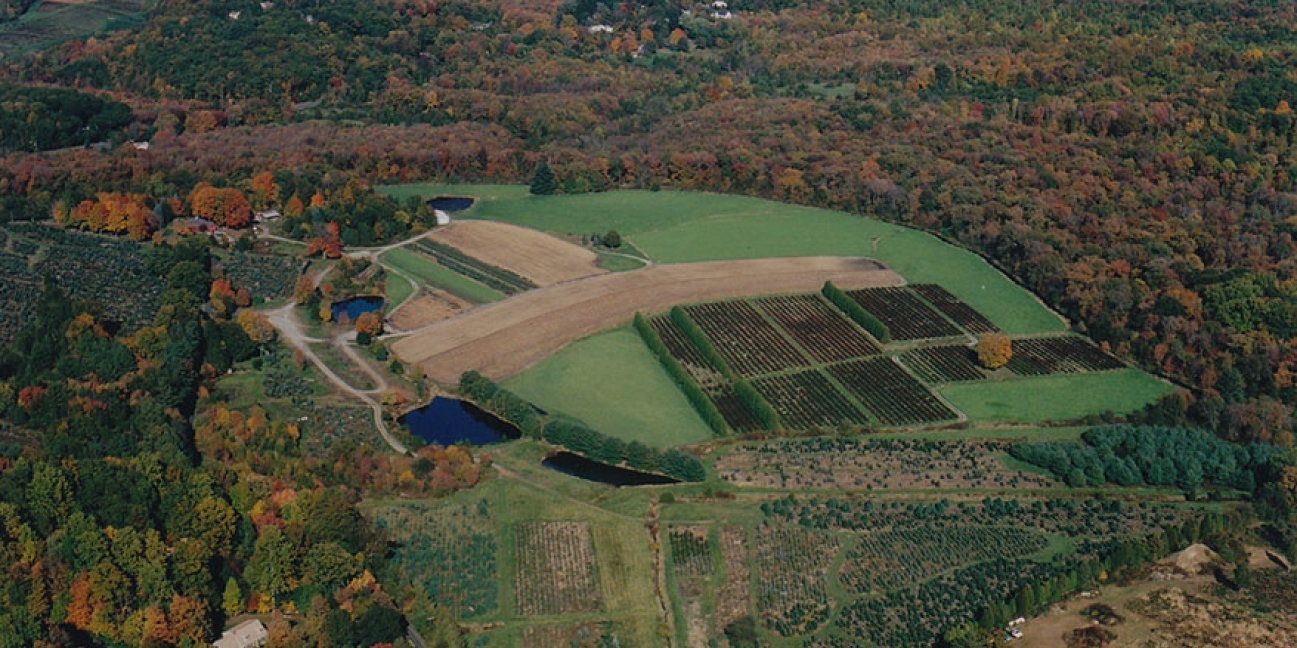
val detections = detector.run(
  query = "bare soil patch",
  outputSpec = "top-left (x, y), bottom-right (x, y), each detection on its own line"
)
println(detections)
top-left (427, 220), bottom-right (606, 286)
top-left (387, 290), bottom-right (470, 331)
top-left (391, 256), bottom-right (900, 384)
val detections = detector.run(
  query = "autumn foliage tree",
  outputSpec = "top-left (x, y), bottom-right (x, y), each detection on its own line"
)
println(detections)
top-left (306, 221), bottom-right (344, 258)
top-left (189, 183), bottom-right (253, 228)
top-left (59, 193), bottom-right (158, 241)
top-left (355, 312), bottom-right (383, 338)
top-left (977, 334), bottom-right (1013, 369)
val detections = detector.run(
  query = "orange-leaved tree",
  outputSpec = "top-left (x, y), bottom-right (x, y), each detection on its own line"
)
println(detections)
top-left (977, 333), bottom-right (1013, 369)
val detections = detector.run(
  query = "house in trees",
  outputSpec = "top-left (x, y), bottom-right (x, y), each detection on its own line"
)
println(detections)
top-left (254, 210), bottom-right (281, 222)
top-left (213, 620), bottom-right (268, 648)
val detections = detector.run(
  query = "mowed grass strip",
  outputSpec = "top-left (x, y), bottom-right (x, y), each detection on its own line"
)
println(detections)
top-left (384, 269), bottom-right (414, 307)
top-left (381, 247), bottom-right (505, 304)
top-left (938, 369), bottom-right (1175, 423)
top-left (501, 328), bottom-right (714, 448)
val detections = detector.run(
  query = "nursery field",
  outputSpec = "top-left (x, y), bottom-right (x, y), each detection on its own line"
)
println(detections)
top-left (373, 186), bottom-right (1175, 435)
top-left (375, 437), bottom-right (1241, 648)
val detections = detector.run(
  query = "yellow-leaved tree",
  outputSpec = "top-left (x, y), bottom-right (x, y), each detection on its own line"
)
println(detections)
top-left (977, 333), bottom-right (1013, 369)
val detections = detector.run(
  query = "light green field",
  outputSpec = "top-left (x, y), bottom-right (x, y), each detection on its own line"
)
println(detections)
top-left (376, 185), bottom-right (1064, 335)
top-left (597, 251), bottom-right (648, 272)
top-left (384, 269), bottom-right (414, 307)
top-left (502, 328), bottom-right (714, 448)
top-left (381, 247), bottom-right (505, 304)
top-left (939, 370), bottom-right (1176, 423)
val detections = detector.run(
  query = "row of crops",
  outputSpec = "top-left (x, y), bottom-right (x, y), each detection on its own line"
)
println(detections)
top-left (845, 286), bottom-right (965, 341)
top-left (763, 495), bottom-right (1207, 539)
top-left (753, 526), bottom-right (841, 637)
top-left (911, 283), bottom-right (1000, 334)
top-left (714, 437), bottom-right (1059, 491)
top-left (643, 284), bottom-right (1127, 431)
top-left (838, 526), bottom-right (1049, 594)
top-left (644, 294), bottom-right (964, 429)
top-left (0, 225), bottom-right (163, 345)
top-left (514, 521), bottom-right (603, 616)
top-left (410, 239), bottom-right (536, 295)
top-left (827, 358), bottom-right (958, 425)
top-left (370, 500), bottom-right (499, 619)
top-left (752, 370), bottom-right (872, 429)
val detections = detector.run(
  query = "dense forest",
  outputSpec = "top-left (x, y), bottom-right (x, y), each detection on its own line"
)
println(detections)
top-left (0, 235), bottom-right (474, 647)
top-left (4, 0), bottom-right (1297, 644)
top-left (2, 0), bottom-right (1297, 449)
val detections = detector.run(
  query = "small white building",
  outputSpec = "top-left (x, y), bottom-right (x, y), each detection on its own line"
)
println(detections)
top-left (213, 620), bottom-right (267, 648)
top-left (588, 24), bottom-right (614, 34)
top-left (254, 210), bottom-right (281, 222)
top-left (228, 10), bottom-right (241, 19)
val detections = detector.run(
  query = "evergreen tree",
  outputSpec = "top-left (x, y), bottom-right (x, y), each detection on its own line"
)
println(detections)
top-left (530, 160), bottom-right (556, 195)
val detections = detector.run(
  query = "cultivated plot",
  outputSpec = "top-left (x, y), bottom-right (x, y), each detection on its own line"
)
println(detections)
top-left (514, 521), bottom-right (603, 616)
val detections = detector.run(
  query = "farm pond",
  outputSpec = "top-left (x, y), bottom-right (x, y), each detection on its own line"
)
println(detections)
top-left (331, 296), bottom-right (384, 323)
top-left (543, 451), bottom-right (680, 486)
top-left (427, 196), bottom-right (476, 212)
top-left (401, 398), bottom-right (520, 446)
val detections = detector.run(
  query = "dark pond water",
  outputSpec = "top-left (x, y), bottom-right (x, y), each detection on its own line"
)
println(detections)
top-left (542, 451), bottom-right (680, 487)
top-left (331, 296), bottom-right (384, 323)
top-left (427, 196), bottom-right (476, 212)
top-left (401, 398), bottom-right (520, 446)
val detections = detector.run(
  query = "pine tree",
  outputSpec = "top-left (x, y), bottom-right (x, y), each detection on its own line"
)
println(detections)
top-left (222, 578), bottom-right (243, 618)
top-left (530, 160), bottom-right (556, 195)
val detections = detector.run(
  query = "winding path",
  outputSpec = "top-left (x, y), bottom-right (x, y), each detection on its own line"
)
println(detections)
top-left (265, 303), bottom-right (409, 455)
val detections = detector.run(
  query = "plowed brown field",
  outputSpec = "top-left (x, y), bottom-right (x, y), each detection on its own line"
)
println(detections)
top-left (426, 220), bottom-right (606, 286)
top-left (389, 256), bottom-right (900, 384)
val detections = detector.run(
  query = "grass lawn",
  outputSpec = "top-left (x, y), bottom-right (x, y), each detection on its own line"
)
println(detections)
top-left (939, 369), bottom-right (1176, 424)
top-left (381, 247), bottom-right (505, 304)
top-left (384, 270), bottom-right (414, 307)
top-left (502, 328), bottom-right (714, 448)
top-left (597, 251), bottom-right (648, 272)
top-left (376, 185), bottom-right (1064, 335)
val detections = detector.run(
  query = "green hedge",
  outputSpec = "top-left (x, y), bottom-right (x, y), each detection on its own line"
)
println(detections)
top-left (634, 313), bottom-right (730, 435)
top-left (459, 370), bottom-right (541, 438)
top-left (669, 305), bottom-right (736, 380)
top-left (822, 281), bottom-right (890, 342)
top-left (734, 380), bottom-right (780, 431)
top-left (544, 418), bottom-right (706, 482)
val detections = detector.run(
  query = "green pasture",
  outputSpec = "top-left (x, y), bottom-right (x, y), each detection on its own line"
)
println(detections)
top-left (939, 369), bottom-right (1176, 424)
top-left (383, 270), bottom-right (415, 307)
top-left (502, 328), bottom-right (714, 448)
top-left (381, 247), bottom-right (505, 304)
top-left (376, 185), bottom-right (1065, 335)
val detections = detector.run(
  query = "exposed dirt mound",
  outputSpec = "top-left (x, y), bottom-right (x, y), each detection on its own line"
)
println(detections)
top-left (1159, 544), bottom-right (1220, 576)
